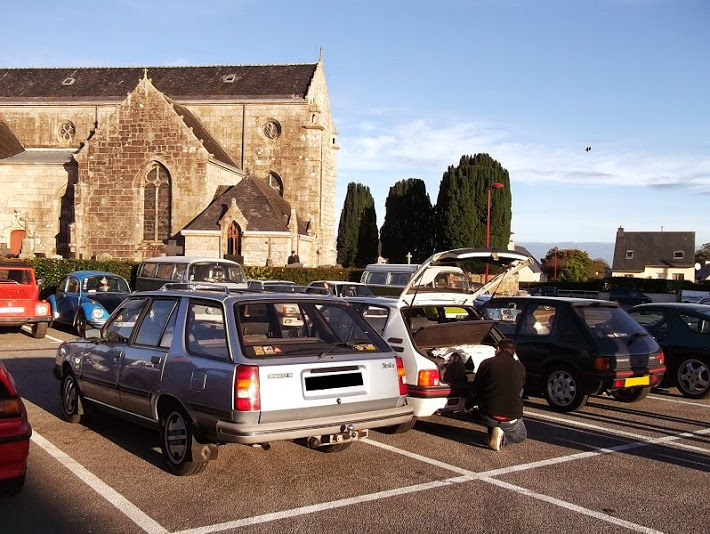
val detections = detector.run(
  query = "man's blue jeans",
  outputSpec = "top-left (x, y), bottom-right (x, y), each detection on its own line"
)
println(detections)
top-left (481, 414), bottom-right (527, 446)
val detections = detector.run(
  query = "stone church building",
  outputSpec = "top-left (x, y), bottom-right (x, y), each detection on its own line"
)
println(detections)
top-left (0, 55), bottom-right (338, 266)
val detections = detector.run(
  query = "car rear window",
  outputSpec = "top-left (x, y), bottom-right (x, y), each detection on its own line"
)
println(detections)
top-left (0, 268), bottom-right (31, 284)
top-left (235, 300), bottom-right (389, 358)
top-left (574, 305), bottom-right (658, 353)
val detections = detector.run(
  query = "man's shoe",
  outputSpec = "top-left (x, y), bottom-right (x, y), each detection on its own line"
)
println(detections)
top-left (489, 426), bottom-right (504, 451)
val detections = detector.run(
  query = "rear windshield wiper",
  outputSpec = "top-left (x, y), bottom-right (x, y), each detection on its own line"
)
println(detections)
top-left (318, 341), bottom-right (367, 358)
top-left (628, 331), bottom-right (649, 345)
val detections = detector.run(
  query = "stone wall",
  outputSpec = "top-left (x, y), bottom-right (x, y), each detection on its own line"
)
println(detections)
top-left (0, 161), bottom-right (74, 256)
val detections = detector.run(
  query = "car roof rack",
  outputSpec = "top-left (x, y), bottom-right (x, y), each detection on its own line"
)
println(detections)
top-left (158, 282), bottom-right (231, 295)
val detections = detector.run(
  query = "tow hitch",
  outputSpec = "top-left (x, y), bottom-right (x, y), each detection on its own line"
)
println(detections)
top-left (307, 424), bottom-right (368, 449)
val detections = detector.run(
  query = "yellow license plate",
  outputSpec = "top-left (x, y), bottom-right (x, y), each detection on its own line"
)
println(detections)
top-left (624, 376), bottom-right (650, 387)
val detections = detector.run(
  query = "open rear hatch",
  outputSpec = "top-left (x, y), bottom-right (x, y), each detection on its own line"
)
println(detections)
top-left (398, 248), bottom-right (533, 307)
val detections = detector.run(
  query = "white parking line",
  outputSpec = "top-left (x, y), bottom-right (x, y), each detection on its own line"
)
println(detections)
top-left (30, 432), bottom-right (168, 534)
top-left (648, 394), bottom-right (710, 408)
top-left (20, 325), bottom-right (64, 343)
top-left (525, 409), bottom-right (710, 455)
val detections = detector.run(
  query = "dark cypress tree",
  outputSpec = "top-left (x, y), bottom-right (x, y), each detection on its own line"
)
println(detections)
top-left (336, 183), bottom-right (379, 267)
top-left (435, 154), bottom-right (512, 250)
top-left (380, 178), bottom-right (435, 263)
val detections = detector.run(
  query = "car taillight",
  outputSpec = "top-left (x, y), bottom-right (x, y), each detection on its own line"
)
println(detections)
top-left (657, 351), bottom-right (665, 365)
top-left (395, 356), bottom-right (407, 395)
top-left (234, 365), bottom-right (260, 411)
top-left (593, 357), bottom-right (611, 370)
top-left (0, 367), bottom-right (22, 418)
top-left (418, 369), bottom-right (440, 387)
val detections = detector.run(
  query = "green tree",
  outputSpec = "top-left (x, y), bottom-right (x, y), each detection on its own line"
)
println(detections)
top-left (336, 183), bottom-right (378, 267)
top-left (541, 248), bottom-right (596, 282)
top-left (696, 243), bottom-right (710, 266)
top-left (434, 154), bottom-right (512, 251)
top-left (380, 178), bottom-right (435, 263)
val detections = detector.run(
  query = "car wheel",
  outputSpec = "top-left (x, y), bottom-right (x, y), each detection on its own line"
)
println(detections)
top-left (380, 417), bottom-right (417, 434)
top-left (544, 366), bottom-right (589, 412)
top-left (31, 322), bottom-right (48, 339)
top-left (160, 408), bottom-right (209, 476)
top-left (60, 373), bottom-right (86, 424)
top-left (610, 386), bottom-right (651, 403)
top-left (676, 357), bottom-right (710, 399)
top-left (75, 313), bottom-right (87, 337)
top-left (319, 442), bottom-right (352, 453)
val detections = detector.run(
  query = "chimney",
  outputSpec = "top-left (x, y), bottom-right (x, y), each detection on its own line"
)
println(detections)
top-left (617, 226), bottom-right (624, 236)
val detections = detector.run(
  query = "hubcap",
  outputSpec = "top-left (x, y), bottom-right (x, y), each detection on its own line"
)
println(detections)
top-left (165, 412), bottom-right (188, 464)
top-left (678, 359), bottom-right (710, 395)
top-left (63, 377), bottom-right (77, 414)
top-left (547, 370), bottom-right (576, 406)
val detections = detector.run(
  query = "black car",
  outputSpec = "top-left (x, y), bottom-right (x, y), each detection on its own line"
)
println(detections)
top-left (628, 303), bottom-right (710, 399)
top-left (530, 286), bottom-right (558, 296)
top-left (481, 296), bottom-right (666, 412)
top-left (608, 286), bottom-right (652, 306)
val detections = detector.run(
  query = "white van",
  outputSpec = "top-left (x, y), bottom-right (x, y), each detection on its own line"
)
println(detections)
top-left (135, 256), bottom-right (248, 291)
top-left (360, 263), bottom-right (420, 288)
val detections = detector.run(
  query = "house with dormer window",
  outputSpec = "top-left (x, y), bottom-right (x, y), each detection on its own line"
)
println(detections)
top-left (611, 226), bottom-right (695, 280)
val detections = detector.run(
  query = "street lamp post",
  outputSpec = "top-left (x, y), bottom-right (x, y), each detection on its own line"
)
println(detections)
top-left (484, 182), bottom-right (505, 283)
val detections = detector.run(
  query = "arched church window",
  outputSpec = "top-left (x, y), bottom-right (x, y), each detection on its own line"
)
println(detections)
top-left (143, 162), bottom-right (171, 242)
top-left (59, 121), bottom-right (75, 141)
top-left (227, 221), bottom-right (242, 256)
top-left (268, 172), bottom-right (284, 197)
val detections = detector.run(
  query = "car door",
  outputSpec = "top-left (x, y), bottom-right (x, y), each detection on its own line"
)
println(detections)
top-left (78, 297), bottom-right (148, 408)
top-left (56, 275), bottom-right (80, 324)
top-left (118, 297), bottom-right (179, 418)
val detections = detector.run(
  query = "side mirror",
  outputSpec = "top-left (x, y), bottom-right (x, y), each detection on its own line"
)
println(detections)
top-left (84, 328), bottom-right (101, 341)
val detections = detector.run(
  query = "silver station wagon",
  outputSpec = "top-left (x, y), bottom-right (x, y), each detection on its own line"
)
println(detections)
top-left (54, 285), bottom-right (412, 476)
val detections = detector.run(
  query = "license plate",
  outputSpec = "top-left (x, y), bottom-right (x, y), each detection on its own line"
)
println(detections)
top-left (0, 307), bottom-right (24, 313)
top-left (624, 376), bottom-right (650, 387)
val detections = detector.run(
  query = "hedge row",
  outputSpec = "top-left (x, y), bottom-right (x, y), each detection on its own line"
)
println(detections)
top-left (6, 258), bottom-right (364, 298)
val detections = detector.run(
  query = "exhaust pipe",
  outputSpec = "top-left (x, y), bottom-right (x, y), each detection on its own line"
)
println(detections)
top-left (308, 436), bottom-right (321, 449)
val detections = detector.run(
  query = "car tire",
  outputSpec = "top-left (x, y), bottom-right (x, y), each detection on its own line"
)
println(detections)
top-left (676, 357), bottom-right (710, 399)
top-left (380, 417), bottom-right (417, 434)
top-left (544, 366), bottom-right (589, 412)
top-left (610, 386), bottom-right (651, 403)
top-left (31, 322), bottom-right (48, 339)
top-left (319, 442), bottom-right (352, 453)
top-left (60, 372), bottom-right (86, 424)
top-left (160, 408), bottom-right (209, 476)
top-left (75, 313), bottom-right (87, 337)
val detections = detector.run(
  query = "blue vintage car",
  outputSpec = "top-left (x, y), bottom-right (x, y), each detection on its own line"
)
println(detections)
top-left (47, 271), bottom-right (131, 335)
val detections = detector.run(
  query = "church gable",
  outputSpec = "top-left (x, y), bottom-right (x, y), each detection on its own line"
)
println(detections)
top-left (72, 75), bottom-right (223, 261)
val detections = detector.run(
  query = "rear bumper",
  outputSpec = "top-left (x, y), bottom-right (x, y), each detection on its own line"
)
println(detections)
top-left (585, 366), bottom-right (666, 393)
top-left (407, 383), bottom-right (474, 417)
top-left (215, 405), bottom-right (414, 445)
top-left (0, 430), bottom-right (31, 480)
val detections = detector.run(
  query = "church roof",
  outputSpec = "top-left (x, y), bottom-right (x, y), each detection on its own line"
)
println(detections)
top-left (170, 102), bottom-right (237, 167)
top-left (0, 64), bottom-right (318, 102)
top-left (0, 148), bottom-right (75, 164)
top-left (184, 176), bottom-right (308, 234)
top-left (0, 121), bottom-right (24, 158)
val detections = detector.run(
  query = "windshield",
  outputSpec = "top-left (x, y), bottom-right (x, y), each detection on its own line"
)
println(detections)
top-left (189, 262), bottom-right (246, 284)
top-left (84, 275), bottom-right (130, 293)
top-left (236, 300), bottom-right (390, 357)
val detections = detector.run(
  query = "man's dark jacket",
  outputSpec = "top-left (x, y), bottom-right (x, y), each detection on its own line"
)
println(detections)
top-left (471, 350), bottom-right (526, 420)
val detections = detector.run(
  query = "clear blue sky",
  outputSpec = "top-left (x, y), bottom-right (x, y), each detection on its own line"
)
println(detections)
top-left (4, 0), bottom-right (709, 250)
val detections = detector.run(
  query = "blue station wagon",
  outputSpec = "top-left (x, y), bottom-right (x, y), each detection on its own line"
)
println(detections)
top-left (48, 271), bottom-right (131, 335)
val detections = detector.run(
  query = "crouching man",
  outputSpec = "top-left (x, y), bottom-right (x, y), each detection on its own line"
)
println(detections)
top-left (470, 339), bottom-right (527, 451)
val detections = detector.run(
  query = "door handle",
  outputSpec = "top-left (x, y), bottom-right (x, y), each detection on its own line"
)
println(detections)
top-left (151, 356), bottom-right (163, 365)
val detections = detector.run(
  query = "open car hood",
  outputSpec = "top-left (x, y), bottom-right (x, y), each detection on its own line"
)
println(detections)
top-left (398, 248), bottom-right (533, 306)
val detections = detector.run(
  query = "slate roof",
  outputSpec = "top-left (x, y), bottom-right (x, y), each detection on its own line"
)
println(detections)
top-left (612, 228), bottom-right (695, 272)
top-left (0, 64), bottom-right (318, 102)
top-left (514, 245), bottom-right (542, 273)
top-left (0, 149), bottom-right (75, 164)
top-left (0, 121), bottom-right (23, 158)
top-left (184, 176), bottom-right (308, 234)
top-left (170, 102), bottom-right (237, 167)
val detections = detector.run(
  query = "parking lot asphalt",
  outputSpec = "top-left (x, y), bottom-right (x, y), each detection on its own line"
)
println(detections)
top-left (1, 326), bottom-right (708, 534)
